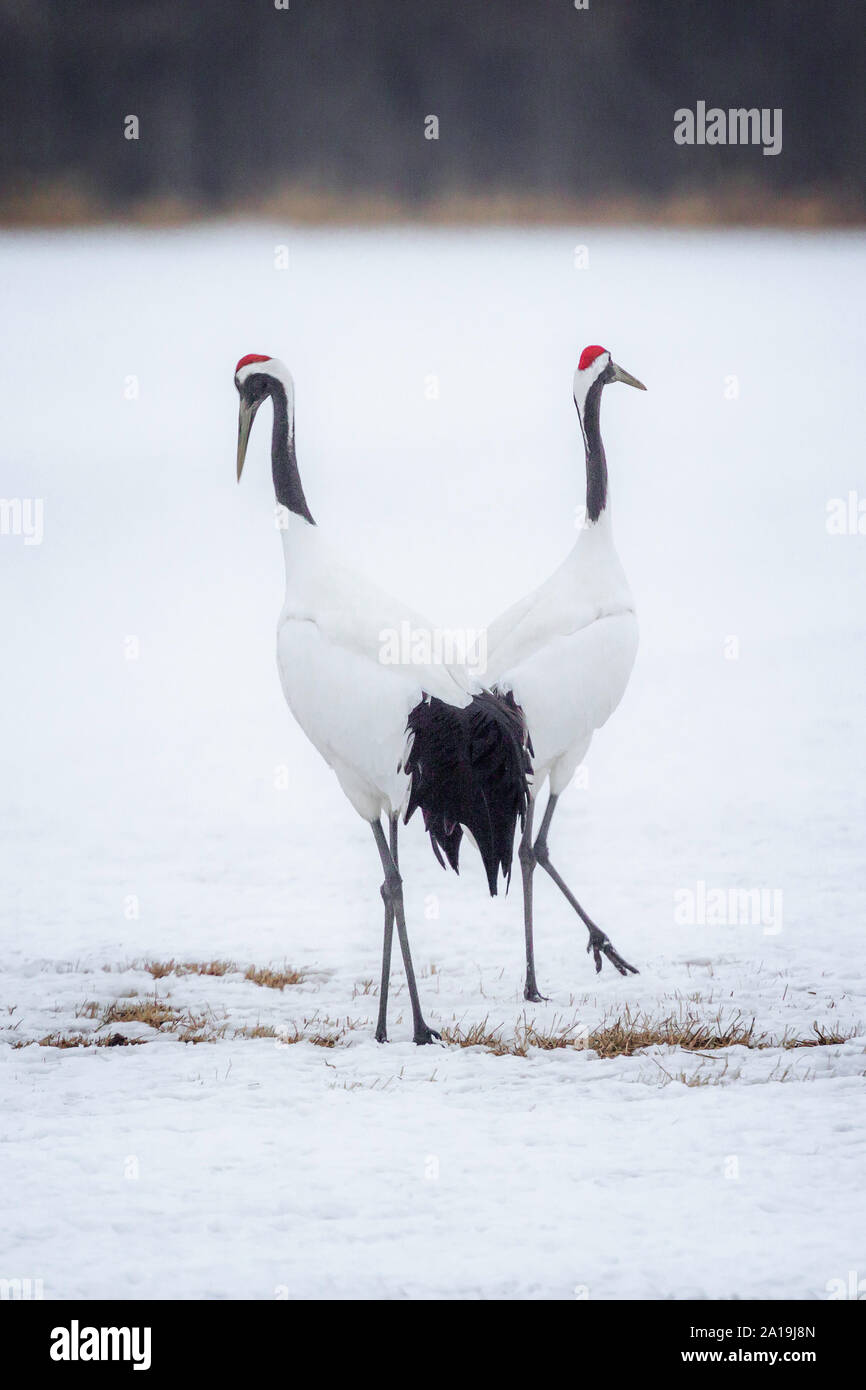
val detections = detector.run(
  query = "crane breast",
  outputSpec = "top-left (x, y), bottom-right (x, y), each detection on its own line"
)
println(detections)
top-left (499, 611), bottom-right (638, 778)
top-left (276, 618), bottom-right (422, 818)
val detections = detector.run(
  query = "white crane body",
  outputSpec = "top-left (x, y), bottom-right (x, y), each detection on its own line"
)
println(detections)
top-left (276, 512), bottom-right (472, 822)
top-left (485, 345), bottom-right (646, 995)
top-left (487, 517), bottom-right (638, 796)
top-left (233, 353), bottom-right (530, 1042)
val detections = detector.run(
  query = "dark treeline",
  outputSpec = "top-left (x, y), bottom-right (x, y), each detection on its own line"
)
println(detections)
top-left (0, 0), bottom-right (863, 212)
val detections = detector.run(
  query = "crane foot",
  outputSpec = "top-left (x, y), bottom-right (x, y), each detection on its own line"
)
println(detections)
top-left (413, 1022), bottom-right (442, 1045)
top-left (524, 982), bottom-right (550, 1003)
top-left (587, 932), bottom-right (639, 977)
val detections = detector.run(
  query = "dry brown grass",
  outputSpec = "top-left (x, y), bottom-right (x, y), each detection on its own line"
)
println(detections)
top-left (234, 1022), bottom-right (279, 1040)
top-left (782, 1022), bottom-right (856, 1049)
top-left (123, 957), bottom-right (305, 987)
top-left (524, 1019), bottom-right (591, 1051)
top-left (440, 1018), bottom-right (523, 1056)
top-left (44, 994), bottom-right (234, 1046)
top-left (442, 1007), bottom-right (859, 1060)
top-left (585, 1007), bottom-right (760, 1058)
top-left (244, 964), bottom-right (305, 990)
top-left (291, 1028), bottom-right (342, 1048)
top-left (74, 1000), bottom-right (102, 1019)
top-left (174, 1011), bottom-right (230, 1045)
top-left (16, 965), bottom-right (859, 1061)
top-left (241, 1023), bottom-right (342, 1047)
top-left (139, 958), bottom-right (239, 980)
top-left (96, 994), bottom-right (228, 1044)
top-left (100, 997), bottom-right (181, 1030)
top-left (16, 1031), bottom-right (147, 1050)
top-left (234, 1013), bottom-right (362, 1048)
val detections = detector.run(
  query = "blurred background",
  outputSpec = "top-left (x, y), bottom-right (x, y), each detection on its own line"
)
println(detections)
top-left (0, 0), bottom-right (863, 226)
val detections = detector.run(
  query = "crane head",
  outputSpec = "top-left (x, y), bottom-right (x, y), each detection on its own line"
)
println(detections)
top-left (573, 345), bottom-right (646, 415)
top-left (234, 354), bottom-right (294, 480)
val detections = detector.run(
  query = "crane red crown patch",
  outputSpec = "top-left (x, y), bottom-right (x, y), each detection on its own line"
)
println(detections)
top-left (578, 344), bottom-right (608, 371)
top-left (235, 353), bottom-right (271, 374)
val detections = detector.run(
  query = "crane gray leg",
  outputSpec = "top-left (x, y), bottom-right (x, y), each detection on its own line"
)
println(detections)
top-left (533, 793), bottom-right (639, 977)
top-left (519, 799), bottom-right (548, 1002)
top-left (371, 818), bottom-right (441, 1045)
top-left (374, 816), bottom-right (399, 1043)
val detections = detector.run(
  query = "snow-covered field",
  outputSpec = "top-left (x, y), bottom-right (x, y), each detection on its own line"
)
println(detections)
top-left (1, 225), bottom-right (865, 1300)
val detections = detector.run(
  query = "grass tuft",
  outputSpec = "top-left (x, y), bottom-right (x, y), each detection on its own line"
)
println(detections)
top-left (782, 1021), bottom-right (857, 1049)
top-left (23, 1031), bottom-right (147, 1049)
top-left (140, 958), bottom-right (239, 979)
top-left (441, 1007), bottom-right (860, 1060)
top-left (440, 1019), bottom-right (525, 1056)
top-left (100, 997), bottom-right (181, 1031)
top-left (244, 964), bottom-right (305, 990)
top-left (584, 1007), bottom-right (760, 1058)
top-left (234, 1022), bottom-right (279, 1039)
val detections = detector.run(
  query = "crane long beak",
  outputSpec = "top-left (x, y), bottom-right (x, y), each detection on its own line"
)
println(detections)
top-left (236, 399), bottom-right (259, 481)
top-left (610, 362), bottom-right (647, 391)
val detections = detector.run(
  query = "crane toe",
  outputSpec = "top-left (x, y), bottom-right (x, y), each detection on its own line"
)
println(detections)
top-left (587, 933), bottom-right (639, 976)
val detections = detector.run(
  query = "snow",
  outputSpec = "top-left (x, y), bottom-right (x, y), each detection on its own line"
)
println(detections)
top-left (1, 224), bottom-right (865, 1300)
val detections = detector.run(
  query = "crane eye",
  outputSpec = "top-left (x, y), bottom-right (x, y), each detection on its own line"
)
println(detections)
top-left (242, 375), bottom-right (266, 404)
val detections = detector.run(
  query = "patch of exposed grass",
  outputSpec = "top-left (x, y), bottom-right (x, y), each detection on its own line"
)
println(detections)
top-left (523, 1017), bottom-right (591, 1051)
top-left (298, 1029), bottom-right (343, 1048)
top-left (175, 1010), bottom-right (230, 1044)
top-left (442, 1007), bottom-right (860, 1060)
top-left (75, 995), bottom-right (231, 1044)
top-left (23, 1031), bottom-right (147, 1050)
top-left (781, 1022), bottom-right (858, 1049)
top-left (139, 958), bottom-right (239, 980)
top-left (585, 1007), bottom-right (760, 1058)
top-left (440, 1018), bottom-right (525, 1056)
top-left (260, 1024), bottom-right (340, 1048)
top-left (234, 1012), bottom-right (362, 1048)
top-left (74, 1000), bottom-right (101, 1019)
top-left (234, 1022), bottom-right (279, 1040)
top-left (100, 997), bottom-right (181, 1031)
top-left (274, 1015), bottom-right (363, 1048)
top-left (244, 963), bottom-right (305, 990)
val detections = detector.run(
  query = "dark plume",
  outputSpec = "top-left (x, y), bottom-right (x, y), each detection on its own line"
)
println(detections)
top-left (404, 690), bottom-right (532, 896)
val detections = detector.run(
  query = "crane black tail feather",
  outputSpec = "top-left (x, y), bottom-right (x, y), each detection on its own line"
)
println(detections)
top-left (404, 690), bottom-right (533, 896)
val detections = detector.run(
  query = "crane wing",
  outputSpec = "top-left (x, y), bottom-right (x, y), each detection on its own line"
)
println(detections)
top-left (281, 527), bottom-right (476, 706)
top-left (495, 611), bottom-right (638, 779)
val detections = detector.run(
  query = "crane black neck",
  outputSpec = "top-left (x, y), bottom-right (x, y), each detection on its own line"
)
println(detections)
top-left (270, 381), bottom-right (315, 525)
top-left (578, 373), bottom-right (608, 525)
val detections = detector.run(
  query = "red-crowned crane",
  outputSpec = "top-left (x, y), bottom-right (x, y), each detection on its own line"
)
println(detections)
top-left (485, 345), bottom-right (646, 1001)
top-left (234, 353), bottom-right (530, 1043)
